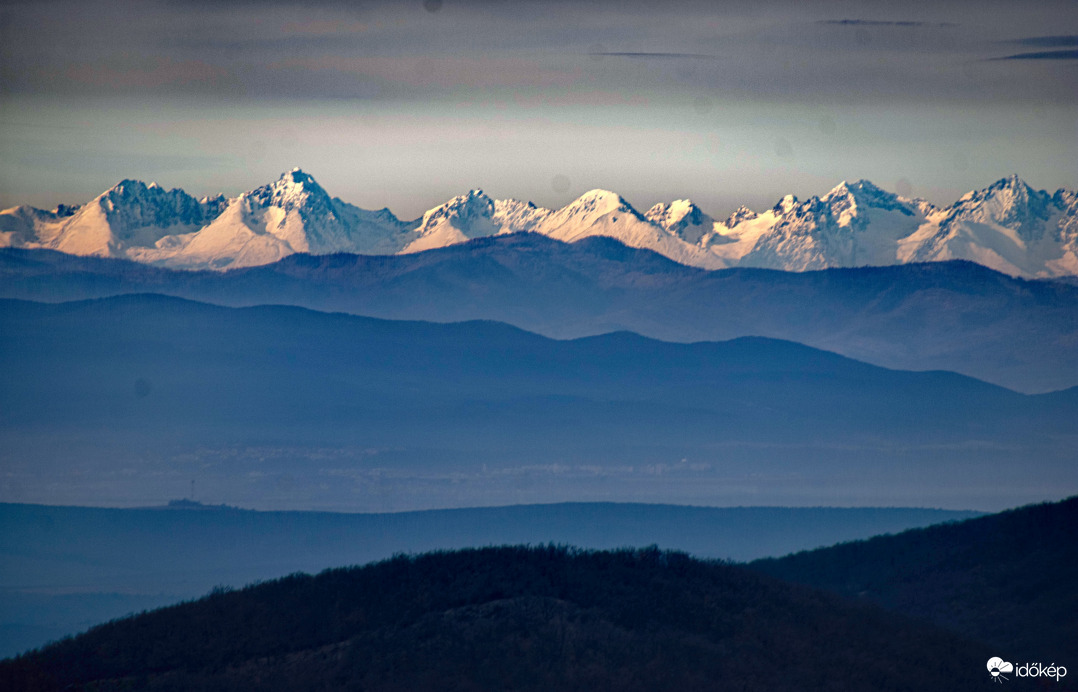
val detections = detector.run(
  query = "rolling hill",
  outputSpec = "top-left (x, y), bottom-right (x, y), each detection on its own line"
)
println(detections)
top-left (2, 236), bottom-right (1076, 393)
top-left (0, 500), bottom-right (980, 658)
top-left (751, 496), bottom-right (1078, 665)
top-left (1, 294), bottom-right (1075, 513)
top-left (0, 545), bottom-right (994, 691)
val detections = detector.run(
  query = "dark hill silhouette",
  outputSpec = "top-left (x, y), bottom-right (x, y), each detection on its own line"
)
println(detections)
top-left (2, 236), bottom-right (1076, 393)
top-left (0, 501), bottom-right (980, 658)
top-left (751, 496), bottom-right (1078, 665)
top-left (1, 546), bottom-right (993, 691)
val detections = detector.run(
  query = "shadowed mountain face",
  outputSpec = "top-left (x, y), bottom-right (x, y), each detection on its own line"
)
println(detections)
top-left (0, 546), bottom-right (995, 692)
top-left (2, 237), bottom-right (1077, 393)
top-left (1, 294), bottom-right (1075, 512)
top-left (751, 496), bottom-right (1078, 666)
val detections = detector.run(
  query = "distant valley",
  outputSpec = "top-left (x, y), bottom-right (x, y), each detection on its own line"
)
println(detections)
top-left (2, 294), bottom-right (1075, 513)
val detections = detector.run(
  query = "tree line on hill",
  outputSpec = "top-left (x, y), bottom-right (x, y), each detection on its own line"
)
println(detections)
top-left (2, 545), bottom-right (991, 691)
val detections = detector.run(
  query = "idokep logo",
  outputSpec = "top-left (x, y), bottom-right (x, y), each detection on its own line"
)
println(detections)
top-left (987, 657), bottom-right (1068, 684)
top-left (988, 658), bottom-right (1013, 683)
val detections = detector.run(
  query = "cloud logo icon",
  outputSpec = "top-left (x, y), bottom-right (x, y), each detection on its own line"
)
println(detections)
top-left (988, 657), bottom-right (1014, 683)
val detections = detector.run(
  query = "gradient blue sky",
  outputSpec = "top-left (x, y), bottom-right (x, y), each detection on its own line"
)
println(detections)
top-left (1, 0), bottom-right (1075, 218)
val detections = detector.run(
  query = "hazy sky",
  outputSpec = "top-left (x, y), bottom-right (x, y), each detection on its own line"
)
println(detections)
top-left (1, 0), bottom-right (1076, 218)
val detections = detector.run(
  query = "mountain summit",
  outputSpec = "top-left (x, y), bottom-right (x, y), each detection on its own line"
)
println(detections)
top-left (2, 171), bottom-right (1076, 277)
top-left (1, 169), bottom-right (414, 270)
top-left (898, 175), bottom-right (1078, 277)
top-left (646, 199), bottom-right (714, 244)
top-left (4, 180), bottom-right (217, 260)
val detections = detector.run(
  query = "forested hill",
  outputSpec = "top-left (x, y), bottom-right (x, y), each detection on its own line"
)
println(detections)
top-left (751, 496), bottom-right (1078, 664)
top-left (3, 546), bottom-right (990, 691)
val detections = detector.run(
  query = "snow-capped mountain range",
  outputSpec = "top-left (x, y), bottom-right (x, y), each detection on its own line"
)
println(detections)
top-left (3, 169), bottom-right (1076, 278)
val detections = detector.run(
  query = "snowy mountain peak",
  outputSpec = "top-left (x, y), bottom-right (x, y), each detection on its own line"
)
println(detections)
top-left (411, 191), bottom-right (551, 244)
top-left (282, 167), bottom-right (319, 187)
top-left (403, 189), bottom-right (499, 253)
top-left (534, 189), bottom-right (646, 241)
top-left (646, 199), bottom-right (714, 244)
top-left (419, 189), bottom-right (495, 227)
top-left (823, 179), bottom-right (903, 206)
top-left (101, 179), bottom-right (144, 199)
top-left (900, 176), bottom-right (1077, 277)
top-left (820, 178), bottom-right (915, 226)
top-left (667, 198), bottom-right (698, 218)
top-left (531, 189), bottom-right (727, 268)
top-left (142, 169), bottom-right (416, 268)
top-left (94, 179), bottom-right (211, 234)
top-left (1, 178), bottom-right (220, 259)
top-left (1054, 188), bottom-right (1078, 207)
top-left (823, 180), bottom-right (853, 198)
top-left (4, 171), bottom-right (1077, 279)
top-left (944, 175), bottom-right (1052, 236)
top-left (976, 174), bottom-right (1038, 207)
top-left (566, 189), bottom-right (636, 216)
top-left (730, 179), bottom-right (935, 271)
top-left (240, 169), bottom-right (338, 222)
top-left (266, 168), bottom-right (321, 195)
top-left (492, 198), bottom-right (553, 234)
top-left (995, 173), bottom-right (1026, 189)
top-left (647, 199), bottom-right (700, 224)
top-left (723, 205), bottom-right (759, 229)
top-left (958, 174), bottom-right (1030, 203)
top-left (988, 174), bottom-right (1034, 197)
top-left (849, 179), bottom-right (888, 197)
top-left (775, 195), bottom-right (799, 214)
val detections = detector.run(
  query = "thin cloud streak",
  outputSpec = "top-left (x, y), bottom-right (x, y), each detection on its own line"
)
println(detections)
top-left (989, 49), bottom-right (1078, 61)
top-left (817, 19), bottom-right (958, 28)
top-left (2, 0), bottom-right (1076, 213)
top-left (587, 52), bottom-right (719, 60)
top-left (1, 0), bottom-right (1074, 105)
